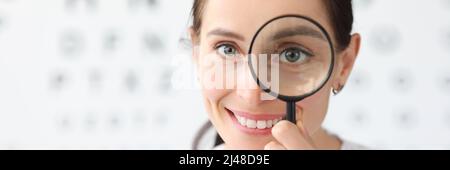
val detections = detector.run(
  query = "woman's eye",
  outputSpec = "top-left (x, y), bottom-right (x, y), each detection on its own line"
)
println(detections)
top-left (280, 47), bottom-right (312, 64)
top-left (216, 44), bottom-right (238, 58)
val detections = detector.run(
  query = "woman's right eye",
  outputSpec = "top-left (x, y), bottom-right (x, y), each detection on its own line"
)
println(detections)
top-left (215, 44), bottom-right (238, 58)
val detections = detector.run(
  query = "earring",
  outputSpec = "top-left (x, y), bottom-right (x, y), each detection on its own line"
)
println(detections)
top-left (332, 84), bottom-right (345, 95)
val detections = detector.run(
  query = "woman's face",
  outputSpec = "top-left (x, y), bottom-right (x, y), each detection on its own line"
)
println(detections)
top-left (192, 0), bottom-right (351, 149)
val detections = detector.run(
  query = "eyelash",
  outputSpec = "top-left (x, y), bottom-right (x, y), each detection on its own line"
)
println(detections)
top-left (277, 43), bottom-right (315, 57)
top-left (212, 41), bottom-right (314, 60)
top-left (214, 42), bottom-right (242, 57)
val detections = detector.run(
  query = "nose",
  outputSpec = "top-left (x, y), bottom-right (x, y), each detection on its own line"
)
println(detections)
top-left (236, 67), bottom-right (275, 104)
top-left (236, 87), bottom-right (263, 105)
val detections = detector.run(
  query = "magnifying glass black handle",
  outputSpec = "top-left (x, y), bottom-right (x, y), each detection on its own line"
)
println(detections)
top-left (286, 101), bottom-right (296, 124)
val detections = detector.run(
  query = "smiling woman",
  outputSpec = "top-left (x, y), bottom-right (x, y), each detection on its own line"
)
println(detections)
top-left (190, 0), bottom-right (365, 150)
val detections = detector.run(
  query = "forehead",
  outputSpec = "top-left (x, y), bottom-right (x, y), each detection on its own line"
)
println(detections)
top-left (201, 0), bottom-right (333, 41)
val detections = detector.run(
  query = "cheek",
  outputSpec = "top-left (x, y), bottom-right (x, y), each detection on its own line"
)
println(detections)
top-left (198, 57), bottom-right (231, 105)
top-left (196, 43), bottom-right (232, 120)
top-left (201, 87), bottom-right (232, 120)
top-left (197, 47), bottom-right (235, 113)
top-left (297, 83), bottom-right (332, 132)
top-left (202, 89), bottom-right (229, 104)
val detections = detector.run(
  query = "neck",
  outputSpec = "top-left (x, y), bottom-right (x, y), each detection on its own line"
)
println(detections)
top-left (310, 127), bottom-right (342, 150)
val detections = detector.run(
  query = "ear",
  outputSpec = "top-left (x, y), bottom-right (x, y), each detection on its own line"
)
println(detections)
top-left (189, 27), bottom-right (200, 63)
top-left (333, 33), bottom-right (361, 89)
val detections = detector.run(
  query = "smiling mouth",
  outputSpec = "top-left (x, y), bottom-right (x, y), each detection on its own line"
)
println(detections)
top-left (225, 108), bottom-right (284, 130)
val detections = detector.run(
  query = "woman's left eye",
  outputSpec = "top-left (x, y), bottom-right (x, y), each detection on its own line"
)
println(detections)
top-left (216, 44), bottom-right (238, 58)
top-left (280, 47), bottom-right (312, 64)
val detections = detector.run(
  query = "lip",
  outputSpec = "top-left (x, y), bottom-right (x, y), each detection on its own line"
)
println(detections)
top-left (225, 107), bottom-right (285, 136)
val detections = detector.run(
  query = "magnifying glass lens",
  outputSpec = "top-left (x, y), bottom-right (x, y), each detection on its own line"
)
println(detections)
top-left (249, 16), bottom-right (334, 99)
top-left (248, 16), bottom-right (335, 123)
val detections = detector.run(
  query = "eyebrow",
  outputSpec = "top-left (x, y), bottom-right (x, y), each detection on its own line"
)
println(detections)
top-left (271, 25), bottom-right (326, 41)
top-left (206, 28), bottom-right (246, 41)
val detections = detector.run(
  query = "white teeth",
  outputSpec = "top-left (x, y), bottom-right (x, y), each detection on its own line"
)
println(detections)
top-left (256, 120), bottom-right (266, 129)
top-left (241, 117), bottom-right (247, 125)
top-left (246, 119), bottom-right (256, 129)
top-left (234, 113), bottom-right (281, 129)
top-left (266, 120), bottom-right (273, 128)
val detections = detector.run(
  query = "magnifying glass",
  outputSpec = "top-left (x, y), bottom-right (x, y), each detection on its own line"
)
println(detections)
top-left (248, 15), bottom-right (335, 124)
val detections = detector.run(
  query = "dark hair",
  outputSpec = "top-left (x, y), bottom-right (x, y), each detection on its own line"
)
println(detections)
top-left (191, 0), bottom-right (354, 149)
top-left (191, 0), bottom-right (353, 50)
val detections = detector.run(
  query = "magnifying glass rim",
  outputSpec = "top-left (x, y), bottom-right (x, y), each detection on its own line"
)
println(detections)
top-left (247, 14), bottom-right (336, 102)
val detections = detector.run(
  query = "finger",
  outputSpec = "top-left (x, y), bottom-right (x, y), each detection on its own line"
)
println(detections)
top-left (264, 141), bottom-right (286, 150)
top-left (271, 120), bottom-right (314, 150)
